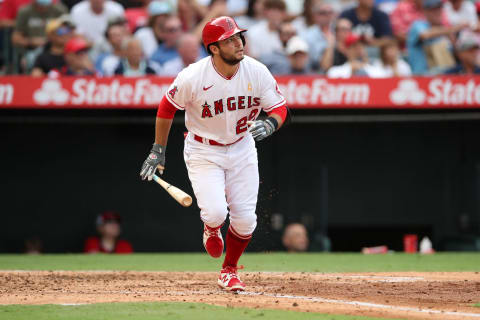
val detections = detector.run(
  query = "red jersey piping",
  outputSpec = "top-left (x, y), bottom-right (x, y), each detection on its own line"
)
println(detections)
top-left (165, 93), bottom-right (185, 110)
top-left (264, 99), bottom-right (286, 112)
top-left (211, 56), bottom-right (240, 80)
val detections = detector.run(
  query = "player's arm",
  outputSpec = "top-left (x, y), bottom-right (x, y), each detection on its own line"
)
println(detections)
top-left (248, 105), bottom-right (289, 141)
top-left (154, 96), bottom-right (176, 145)
top-left (267, 106), bottom-right (287, 129)
top-left (249, 67), bottom-right (289, 142)
top-left (140, 96), bottom-right (177, 180)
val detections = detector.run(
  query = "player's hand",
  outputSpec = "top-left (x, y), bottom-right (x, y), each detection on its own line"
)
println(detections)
top-left (248, 119), bottom-right (275, 142)
top-left (140, 144), bottom-right (166, 181)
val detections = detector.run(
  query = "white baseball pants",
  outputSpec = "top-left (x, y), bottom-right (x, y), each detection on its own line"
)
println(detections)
top-left (183, 133), bottom-right (259, 236)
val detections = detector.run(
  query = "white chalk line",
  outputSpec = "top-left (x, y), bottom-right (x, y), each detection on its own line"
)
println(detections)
top-left (238, 291), bottom-right (480, 318)
top-left (33, 289), bottom-right (480, 318)
top-left (47, 289), bottom-right (480, 318)
top-left (335, 275), bottom-right (424, 282)
top-left (253, 273), bottom-right (426, 283)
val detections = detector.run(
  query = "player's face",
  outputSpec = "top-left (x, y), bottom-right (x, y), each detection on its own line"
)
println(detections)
top-left (217, 33), bottom-right (244, 65)
top-left (99, 222), bottom-right (121, 238)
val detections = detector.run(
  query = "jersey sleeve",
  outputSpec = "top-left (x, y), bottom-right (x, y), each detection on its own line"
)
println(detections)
top-left (164, 69), bottom-right (191, 110)
top-left (115, 240), bottom-right (133, 254)
top-left (83, 237), bottom-right (100, 253)
top-left (259, 66), bottom-right (286, 112)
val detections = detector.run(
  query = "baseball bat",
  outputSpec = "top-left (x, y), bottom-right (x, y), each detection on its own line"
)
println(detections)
top-left (152, 174), bottom-right (193, 207)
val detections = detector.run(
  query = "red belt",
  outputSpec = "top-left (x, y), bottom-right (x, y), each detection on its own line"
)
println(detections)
top-left (193, 134), bottom-right (243, 146)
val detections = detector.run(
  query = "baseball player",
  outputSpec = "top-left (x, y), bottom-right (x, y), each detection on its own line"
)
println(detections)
top-left (140, 16), bottom-right (289, 292)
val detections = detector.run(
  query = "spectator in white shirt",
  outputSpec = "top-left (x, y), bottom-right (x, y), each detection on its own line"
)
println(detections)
top-left (70, 0), bottom-right (124, 46)
top-left (327, 32), bottom-right (384, 78)
top-left (247, 0), bottom-right (286, 58)
top-left (292, 0), bottom-right (315, 35)
top-left (160, 33), bottom-right (202, 76)
top-left (444, 0), bottom-right (478, 30)
top-left (373, 39), bottom-right (412, 76)
top-left (235, 0), bottom-right (266, 30)
top-left (134, 0), bottom-right (174, 58)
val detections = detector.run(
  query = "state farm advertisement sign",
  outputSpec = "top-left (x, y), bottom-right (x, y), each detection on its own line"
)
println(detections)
top-left (275, 76), bottom-right (480, 108)
top-left (0, 76), bottom-right (479, 109)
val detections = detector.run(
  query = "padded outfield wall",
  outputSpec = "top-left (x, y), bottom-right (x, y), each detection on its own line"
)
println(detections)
top-left (1, 76), bottom-right (480, 253)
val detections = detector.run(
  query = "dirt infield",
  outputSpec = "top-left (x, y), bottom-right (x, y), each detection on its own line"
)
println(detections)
top-left (1, 271), bottom-right (479, 319)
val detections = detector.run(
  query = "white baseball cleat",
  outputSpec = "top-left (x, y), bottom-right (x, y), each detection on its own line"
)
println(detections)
top-left (203, 224), bottom-right (224, 258)
top-left (218, 266), bottom-right (245, 292)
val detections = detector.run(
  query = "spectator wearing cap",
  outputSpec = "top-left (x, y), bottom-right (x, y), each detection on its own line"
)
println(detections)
top-left (95, 18), bottom-right (130, 76)
top-left (150, 15), bottom-right (183, 65)
top-left (160, 33), bottom-right (205, 75)
top-left (444, 32), bottom-right (480, 74)
top-left (134, 0), bottom-right (173, 58)
top-left (247, 0), bottom-right (286, 59)
top-left (114, 37), bottom-right (160, 76)
top-left (338, 0), bottom-right (393, 48)
top-left (260, 20), bottom-right (297, 74)
top-left (327, 32), bottom-right (384, 77)
top-left (12, 0), bottom-right (67, 51)
top-left (372, 39), bottom-right (412, 76)
top-left (284, 36), bottom-right (311, 74)
top-left (31, 16), bottom-right (74, 76)
top-left (61, 36), bottom-right (95, 75)
top-left (299, 0), bottom-right (336, 70)
top-left (320, 18), bottom-right (352, 72)
top-left (390, 0), bottom-right (449, 48)
top-left (84, 211), bottom-right (133, 254)
top-left (406, 0), bottom-right (468, 74)
top-left (70, 0), bottom-right (125, 46)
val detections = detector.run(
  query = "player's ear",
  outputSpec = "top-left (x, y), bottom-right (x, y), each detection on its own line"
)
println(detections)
top-left (209, 43), bottom-right (219, 55)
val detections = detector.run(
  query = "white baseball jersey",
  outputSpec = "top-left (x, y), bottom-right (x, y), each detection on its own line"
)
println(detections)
top-left (165, 55), bottom-right (286, 144)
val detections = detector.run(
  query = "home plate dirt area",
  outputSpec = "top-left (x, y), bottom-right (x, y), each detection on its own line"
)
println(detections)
top-left (1, 271), bottom-right (479, 319)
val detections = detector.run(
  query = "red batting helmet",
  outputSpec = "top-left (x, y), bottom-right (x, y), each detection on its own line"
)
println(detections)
top-left (202, 16), bottom-right (246, 52)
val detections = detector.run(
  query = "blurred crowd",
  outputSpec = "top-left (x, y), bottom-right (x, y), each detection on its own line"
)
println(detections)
top-left (1, 0), bottom-right (480, 77)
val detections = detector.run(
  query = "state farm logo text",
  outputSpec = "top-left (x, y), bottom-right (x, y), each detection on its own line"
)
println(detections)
top-left (33, 79), bottom-right (167, 106)
top-left (428, 79), bottom-right (480, 105)
top-left (279, 79), bottom-right (370, 105)
top-left (390, 78), bottom-right (480, 105)
top-left (0, 83), bottom-right (13, 104)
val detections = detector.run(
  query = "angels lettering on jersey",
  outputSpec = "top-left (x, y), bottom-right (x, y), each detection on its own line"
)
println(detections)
top-left (165, 56), bottom-right (286, 145)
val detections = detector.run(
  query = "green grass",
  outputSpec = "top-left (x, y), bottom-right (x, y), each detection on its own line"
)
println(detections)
top-left (0, 302), bottom-right (402, 320)
top-left (474, 303), bottom-right (480, 308)
top-left (0, 252), bottom-right (479, 272)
